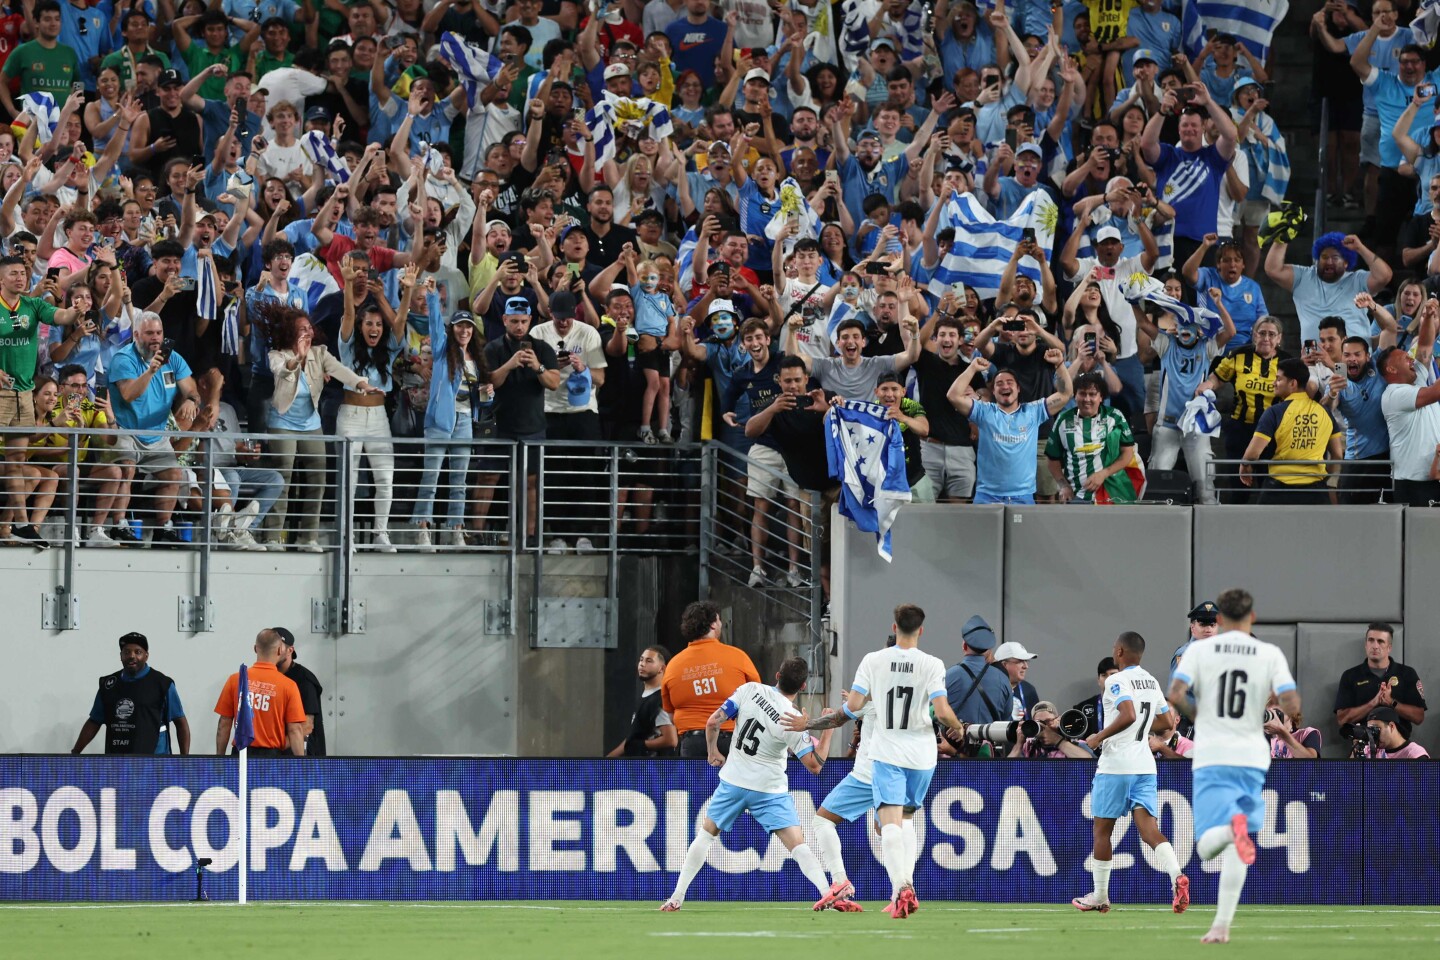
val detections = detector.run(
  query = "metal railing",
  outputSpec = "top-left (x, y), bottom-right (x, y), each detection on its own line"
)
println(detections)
top-left (1206, 458), bottom-right (1396, 502)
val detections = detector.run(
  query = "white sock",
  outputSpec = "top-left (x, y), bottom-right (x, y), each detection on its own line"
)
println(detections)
top-left (669, 830), bottom-right (717, 903)
top-left (813, 817), bottom-right (847, 885)
top-left (1153, 841), bottom-right (1183, 882)
top-left (1092, 859), bottom-right (1112, 901)
top-left (901, 818), bottom-right (918, 883)
top-left (881, 823), bottom-right (907, 899)
top-left (1197, 825), bottom-right (1233, 861)
top-left (1214, 846), bottom-right (1249, 927)
top-left (790, 843), bottom-right (831, 898)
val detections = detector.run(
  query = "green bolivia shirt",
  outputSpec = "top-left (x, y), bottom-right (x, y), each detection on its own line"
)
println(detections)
top-left (1, 39), bottom-right (80, 98)
top-left (0, 294), bottom-right (59, 393)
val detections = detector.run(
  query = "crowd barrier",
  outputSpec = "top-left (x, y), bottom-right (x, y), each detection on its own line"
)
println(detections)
top-left (0, 757), bottom-right (1433, 904)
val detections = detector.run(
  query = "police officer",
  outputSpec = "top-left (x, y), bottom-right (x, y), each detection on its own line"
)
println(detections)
top-left (1168, 601), bottom-right (1218, 738)
top-left (944, 615), bottom-right (1013, 725)
top-left (72, 632), bottom-right (190, 755)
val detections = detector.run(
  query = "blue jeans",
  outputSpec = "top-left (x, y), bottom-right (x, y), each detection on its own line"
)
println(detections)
top-left (412, 415), bottom-right (472, 526)
top-left (219, 466), bottom-right (284, 521)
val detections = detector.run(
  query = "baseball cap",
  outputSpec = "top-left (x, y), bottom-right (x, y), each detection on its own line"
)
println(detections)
top-left (962, 615), bottom-right (996, 651)
top-left (1016, 141), bottom-right (1043, 159)
top-left (1095, 225), bottom-right (1123, 243)
top-left (706, 139), bottom-right (731, 155)
top-left (857, 129), bottom-right (882, 144)
top-left (1367, 706), bottom-right (1401, 725)
top-left (993, 641), bottom-right (1038, 662)
top-left (1133, 48), bottom-right (1159, 66)
top-left (1231, 76), bottom-right (1262, 99)
top-left (603, 63), bottom-right (630, 80)
top-left (118, 631), bottom-right (148, 651)
top-left (503, 295), bottom-right (532, 316)
top-left (304, 105), bottom-right (331, 123)
top-left (744, 68), bottom-right (770, 85)
top-left (157, 69), bottom-right (183, 88)
top-left (1031, 700), bottom-right (1059, 718)
top-left (1188, 600), bottom-right (1219, 623)
top-left (550, 290), bottom-right (577, 319)
top-left (448, 310), bottom-right (477, 327)
top-left (273, 626), bottom-right (297, 660)
top-left (557, 223), bottom-right (583, 244)
top-left (487, 219), bottom-right (513, 235)
top-left (871, 36), bottom-right (897, 52)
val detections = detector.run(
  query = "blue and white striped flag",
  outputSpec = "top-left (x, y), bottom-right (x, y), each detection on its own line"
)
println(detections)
top-left (1121, 270), bottom-right (1221, 338)
top-left (20, 93), bottom-right (59, 144)
top-left (928, 189), bottom-right (1059, 300)
top-left (677, 224), bottom-right (699, 296)
top-left (586, 93), bottom-right (674, 169)
top-left (896, 1), bottom-right (926, 61)
top-left (289, 253), bottom-right (340, 313)
top-left (220, 300), bottom-right (240, 356)
top-left (196, 251), bottom-right (217, 326)
top-left (824, 401), bottom-right (911, 562)
top-left (839, 0), bottom-right (877, 70)
top-left (300, 130), bottom-right (350, 185)
top-left (763, 178), bottom-right (820, 250)
top-left (1181, 0), bottom-right (1289, 60)
top-left (826, 297), bottom-right (856, 342)
top-left (1232, 109), bottom-right (1290, 205)
top-left (438, 31), bottom-right (505, 108)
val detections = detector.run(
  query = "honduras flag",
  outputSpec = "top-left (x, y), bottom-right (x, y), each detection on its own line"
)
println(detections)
top-left (929, 189), bottom-right (1059, 301)
top-left (1121, 270), bottom-right (1222, 337)
top-left (18, 93), bottom-right (59, 144)
top-left (300, 130), bottom-right (350, 185)
top-left (1181, 0), bottom-right (1289, 60)
top-left (234, 663), bottom-right (255, 751)
top-left (825, 401), bottom-right (911, 562)
top-left (289, 253), bottom-right (340, 313)
top-left (438, 31), bottom-right (506, 108)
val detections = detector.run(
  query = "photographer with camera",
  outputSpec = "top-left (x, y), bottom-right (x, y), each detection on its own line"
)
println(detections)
top-left (1264, 695), bottom-right (1321, 759)
top-left (1334, 622), bottom-right (1427, 743)
top-left (1008, 702), bottom-right (1092, 759)
top-left (1358, 707), bottom-right (1431, 758)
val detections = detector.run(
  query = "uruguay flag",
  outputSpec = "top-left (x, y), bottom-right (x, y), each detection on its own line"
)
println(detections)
top-left (587, 94), bottom-right (674, 169)
top-left (300, 130), bottom-right (350, 185)
top-left (825, 401), bottom-right (911, 562)
top-left (289, 252), bottom-right (340, 313)
top-left (235, 663), bottom-right (255, 751)
top-left (928, 189), bottom-right (1059, 301)
top-left (839, 0), bottom-right (878, 70)
top-left (1121, 271), bottom-right (1222, 338)
top-left (763, 178), bottom-right (821, 251)
top-left (1181, 0), bottom-right (1289, 60)
top-left (18, 93), bottom-right (59, 144)
top-left (438, 31), bottom-right (505, 108)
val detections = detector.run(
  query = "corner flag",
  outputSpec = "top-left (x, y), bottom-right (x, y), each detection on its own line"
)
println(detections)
top-left (235, 663), bottom-right (254, 750)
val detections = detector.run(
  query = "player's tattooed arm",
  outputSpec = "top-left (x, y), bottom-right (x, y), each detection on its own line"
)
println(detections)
top-left (785, 710), bottom-right (852, 732)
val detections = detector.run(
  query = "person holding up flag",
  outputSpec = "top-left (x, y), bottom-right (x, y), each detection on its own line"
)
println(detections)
top-left (213, 628), bottom-right (307, 758)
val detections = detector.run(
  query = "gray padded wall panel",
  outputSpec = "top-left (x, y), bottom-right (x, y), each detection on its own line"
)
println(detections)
top-left (1295, 623), bottom-right (1404, 758)
top-left (1193, 506), bottom-right (1404, 621)
top-left (1404, 510), bottom-right (1440, 757)
top-left (833, 506), bottom-right (1005, 697)
top-left (1251, 624), bottom-right (1297, 671)
top-left (1002, 505), bottom-right (1194, 717)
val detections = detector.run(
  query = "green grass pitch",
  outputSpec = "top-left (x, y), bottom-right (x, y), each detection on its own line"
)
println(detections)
top-left (5, 902), bottom-right (1440, 959)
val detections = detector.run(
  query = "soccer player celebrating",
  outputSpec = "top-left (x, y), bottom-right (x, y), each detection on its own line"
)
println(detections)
top-left (788, 603), bottom-right (967, 919)
top-left (1168, 588), bottom-right (1302, 944)
top-left (660, 657), bottom-right (836, 912)
top-left (809, 698), bottom-right (875, 913)
top-left (1073, 632), bottom-right (1189, 915)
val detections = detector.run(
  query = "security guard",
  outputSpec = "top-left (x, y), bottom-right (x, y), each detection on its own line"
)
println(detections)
top-left (1240, 358), bottom-right (1344, 503)
top-left (661, 601), bottom-right (760, 759)
top-left (1334, 623), bottom-right (1428, 740)
top-left (214, 628), bottom-right (307, 757)
top-left (72, 632), bottom-right (190, 755)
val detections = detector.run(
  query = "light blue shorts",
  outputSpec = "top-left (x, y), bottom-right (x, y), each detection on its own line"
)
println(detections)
top-left (820, 773), bottom-right (874, 822)
top-left (1192, 765), bottom-right (1267, 838)
top-left (1091, 772), bottom-right (1159, 819)
top-left (706, 780), bottom-right (800, 833)
top-left (871, 760), bottom-right (934, 809)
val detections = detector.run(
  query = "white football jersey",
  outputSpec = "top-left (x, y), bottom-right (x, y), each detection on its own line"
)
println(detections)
top-left (1097, 665), bottom-right (1169, 776)
top-left (718, 682), bottom-right (817, 794)
top-left (851, 645), bottom-right (948, 771)
top-left (851, 700), bottom-right (876, 783)
top-left (1175, 631), bottom-right (1297, 771)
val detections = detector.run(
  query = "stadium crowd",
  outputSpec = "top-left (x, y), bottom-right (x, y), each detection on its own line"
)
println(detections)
top-left (2, 0), bottom-right (1440, 570)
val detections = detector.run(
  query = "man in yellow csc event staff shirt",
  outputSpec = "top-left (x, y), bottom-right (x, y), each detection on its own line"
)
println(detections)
top-left (1240, 358), bottom-right (1344, 505)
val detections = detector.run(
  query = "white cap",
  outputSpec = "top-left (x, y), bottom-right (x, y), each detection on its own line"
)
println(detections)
top-left (992, 641), bottom-right (1038, 662)
top-left (708, 298), bottom-right (738, 317)
top-left (603, 63), bottom-right (630, 80)
top-left (743, 67), bottom-right (770, 85)
top-left (1094, 225), bottom-right (1123, 243)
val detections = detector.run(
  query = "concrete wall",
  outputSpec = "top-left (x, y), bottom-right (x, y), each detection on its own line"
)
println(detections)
top-left (833, 504), bottom-right (1439, 757)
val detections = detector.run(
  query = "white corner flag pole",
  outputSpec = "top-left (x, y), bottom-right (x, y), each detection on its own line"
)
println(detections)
top-left (237, 736), bottom-right (249, 904)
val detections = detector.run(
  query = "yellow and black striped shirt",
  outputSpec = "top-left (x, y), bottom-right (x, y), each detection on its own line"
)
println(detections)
top-left (1213, 348), bottom-right (1287, 425)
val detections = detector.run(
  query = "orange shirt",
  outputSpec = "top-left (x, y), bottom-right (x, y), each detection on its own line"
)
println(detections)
top-left (213, 662), bottom-right (306, 750)
top-left (661, 638), bottom-right (760, 733)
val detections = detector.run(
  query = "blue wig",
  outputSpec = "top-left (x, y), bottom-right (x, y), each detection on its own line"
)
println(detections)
top-left (1312, 231), bottom-right (1358, 271)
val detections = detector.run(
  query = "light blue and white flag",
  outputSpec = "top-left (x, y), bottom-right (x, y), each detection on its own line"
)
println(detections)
top-left (824, 400), bottom-right (911, 562)
top-left (586, 93), bottom-right (674, 169)
top-left (1231, 109), bottom-right (1290, 205)
top-left (219, 300), bottom-right (241, 357)
top-left (289, 253), bottom-right (340, 313)
top-left (196, 251), bottom-right (218, 327)
top-left (438, 31), bottom-right (506, 108)
top-left (1121, 270), bottom-right (1221, 338)
top-left (839, 0), bottom-right (878, 71)
top-left (763, 178), bottom-right (821, 251)
top-left (20, 93), bottom-right (59, 144)
top-left (300, 130), bottom-right (350, 185)
top-left (677, 224), bottom-right (699, 296)
top-left (895, 1), bottom-right (926, 61)
top-left (928, 189), bottom-right (1059, 300)
top-left (826, 297), bottom-right (857, 342)
top-left (1181, 0), bottom-right (1289, 60)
